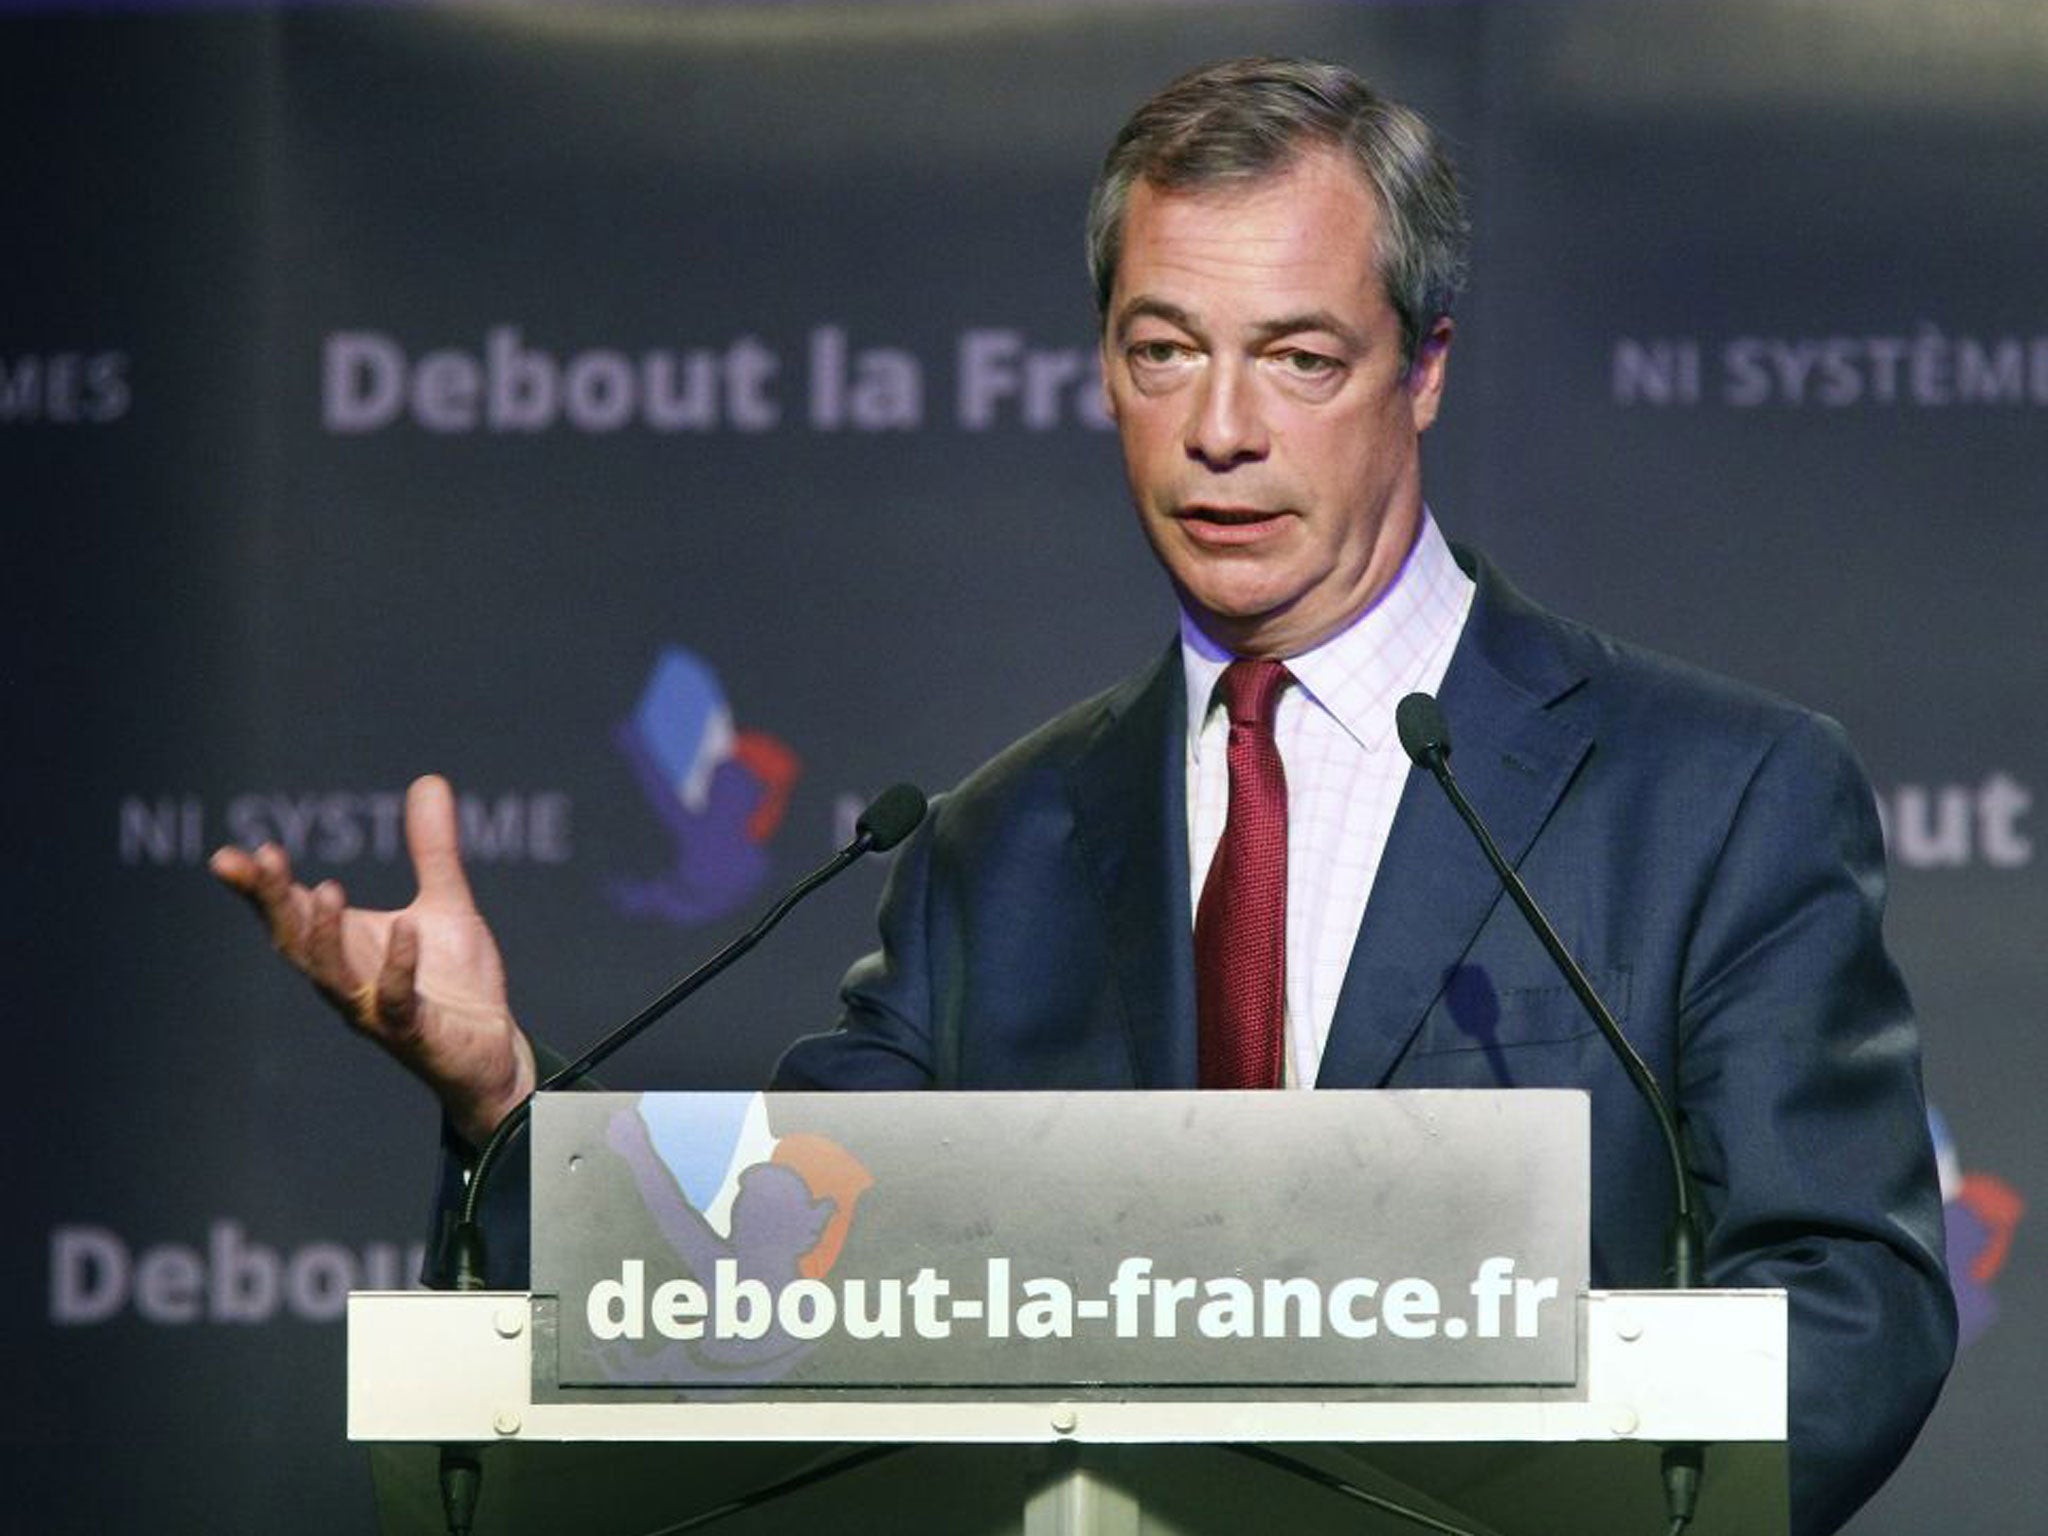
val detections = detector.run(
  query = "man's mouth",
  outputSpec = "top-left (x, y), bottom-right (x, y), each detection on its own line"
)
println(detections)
top-left (1174, 505), bottom-right (1290, 543)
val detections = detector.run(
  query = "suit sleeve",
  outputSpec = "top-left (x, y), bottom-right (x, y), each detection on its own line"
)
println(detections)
top-left (419, 1040), bottom-right (578, 1291)
top-left (1676, 710), bottom-right (1955, 1535)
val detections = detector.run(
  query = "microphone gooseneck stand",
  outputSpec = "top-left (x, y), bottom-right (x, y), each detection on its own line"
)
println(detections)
top-left (1395, 694), bottom-right (1706, 1534)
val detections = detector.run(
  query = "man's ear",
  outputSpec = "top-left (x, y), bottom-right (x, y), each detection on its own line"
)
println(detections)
top-left (1409, 316), bottom-right (1454, 431)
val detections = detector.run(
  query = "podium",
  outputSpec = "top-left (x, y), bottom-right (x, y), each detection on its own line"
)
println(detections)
top-left (350, 1091), bottom-right (1787, 1534)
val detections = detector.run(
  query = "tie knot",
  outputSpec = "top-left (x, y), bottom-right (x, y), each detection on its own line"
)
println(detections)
top-left (1218, 658), bottom-right (1292, 729)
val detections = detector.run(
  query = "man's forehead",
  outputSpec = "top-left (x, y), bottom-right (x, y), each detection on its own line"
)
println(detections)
top-left (1110, 154), bottom-right (1386, 332)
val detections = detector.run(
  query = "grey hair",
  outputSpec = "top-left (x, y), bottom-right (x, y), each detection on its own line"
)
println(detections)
top-left (1086, 57), bottom-right (1469, 368)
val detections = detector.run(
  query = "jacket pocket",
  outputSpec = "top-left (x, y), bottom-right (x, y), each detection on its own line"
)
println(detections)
top-left (1407, 962), bottom-right (1631, 1056)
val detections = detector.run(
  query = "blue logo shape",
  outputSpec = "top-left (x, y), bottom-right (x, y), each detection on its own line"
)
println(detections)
top-left (609, 646), bottom-right (800, 925)
top-left (1931, 1106), bottom-right (2025, 1348)
top-left (639, 1093), bottom-right (777, 1236)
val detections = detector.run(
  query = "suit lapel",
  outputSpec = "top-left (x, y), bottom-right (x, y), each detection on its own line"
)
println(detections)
top-left (1065, 646), bottom-right (1198, 1089)
top-left (1317, 555), bottom-right (1593, 1088)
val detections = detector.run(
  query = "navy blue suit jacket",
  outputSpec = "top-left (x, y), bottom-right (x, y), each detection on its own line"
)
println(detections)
top-left (772, 550), bottom-right (1954, 1535)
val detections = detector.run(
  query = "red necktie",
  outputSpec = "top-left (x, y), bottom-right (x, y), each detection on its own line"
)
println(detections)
top-left (1196, 659), bottom-right (1291, 1089)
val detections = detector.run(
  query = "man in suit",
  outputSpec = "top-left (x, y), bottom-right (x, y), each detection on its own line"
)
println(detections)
top-left (214, 57), bottom-right (1952, 1536)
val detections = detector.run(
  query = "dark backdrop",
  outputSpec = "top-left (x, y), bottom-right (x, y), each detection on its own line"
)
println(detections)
top-left (5, 2), bottom-right (2040, 1530)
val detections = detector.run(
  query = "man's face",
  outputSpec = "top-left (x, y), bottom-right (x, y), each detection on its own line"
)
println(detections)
top-left (1100, 148), bottom-right (1450, 659)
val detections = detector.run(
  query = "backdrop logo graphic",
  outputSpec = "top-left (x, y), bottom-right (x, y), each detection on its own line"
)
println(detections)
top-left (1931, 1107), bottom-right (2025, 1348)
top-left (608, 647), bottom-right (800, 925)
top-left (593, 1094), bottom-right (873, 1384)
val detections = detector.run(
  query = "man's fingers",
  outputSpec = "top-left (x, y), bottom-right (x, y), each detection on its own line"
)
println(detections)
top-left (207, 844), bottom-right (257, 894)
top-left (304, 880), bottom-right (358, 1001)
top-left (210, 843), bottom-right (311, 955)
top-left (254, 844), bottom-right (315, 952)
top-left (372, 916), bottom-right (422, 1042)
top-left (405, 775), bottom-right (478, 909)
top-left (252, 840), bottom-right (295, 895)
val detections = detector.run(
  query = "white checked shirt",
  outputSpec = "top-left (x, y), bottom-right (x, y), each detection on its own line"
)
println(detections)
top-left (1183, 514), bottom-right (1475, 1087)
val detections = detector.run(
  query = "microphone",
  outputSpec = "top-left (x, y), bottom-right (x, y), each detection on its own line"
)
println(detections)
top-left (449, 781), bottom-right (929, 1282)
top-left (1396, 694), bottom-right (1704, 1533)
top-left (852, 781), bottom-right (927, 852)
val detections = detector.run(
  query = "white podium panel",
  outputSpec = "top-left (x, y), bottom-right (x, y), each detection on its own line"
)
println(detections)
top-left (350, 1288), bottom-right (1787, 1536)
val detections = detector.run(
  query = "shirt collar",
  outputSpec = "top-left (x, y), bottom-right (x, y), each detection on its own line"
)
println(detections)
top-left (1181, 510), bottom-right (1473, 760)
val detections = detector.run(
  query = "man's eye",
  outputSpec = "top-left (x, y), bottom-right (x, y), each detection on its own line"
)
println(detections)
top-left (1130, 340), bottom-right (1186, 366)
top-left (1276, 350), bottom-right (1339, 376)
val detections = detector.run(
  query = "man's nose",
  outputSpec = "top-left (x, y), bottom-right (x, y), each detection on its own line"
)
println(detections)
top-left (1185, 361), bottom-right (1268, 469)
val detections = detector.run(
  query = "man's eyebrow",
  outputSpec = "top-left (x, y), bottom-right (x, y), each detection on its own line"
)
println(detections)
top-left (1112, 298), bottom-right (1367, 352)
top-left (1250, 310), bottom-right (1367, 351)
top-left (1112, 296), bottom-right (1199, 341)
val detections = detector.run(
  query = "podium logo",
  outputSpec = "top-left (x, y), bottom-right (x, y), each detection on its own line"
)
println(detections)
top-left (607, 647), bottom-right (801, 926)
top-left (1932, 1107), bottom-right (2025, 1349)
top-left (586, 1094), bottom-right (874, 1384)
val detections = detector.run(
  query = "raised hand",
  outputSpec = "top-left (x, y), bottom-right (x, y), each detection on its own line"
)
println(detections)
top-left (210, 774), bottom-right (537, 1147)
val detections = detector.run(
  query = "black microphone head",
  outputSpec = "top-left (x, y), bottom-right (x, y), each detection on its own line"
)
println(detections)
top-left (1395, 692), bottom-right (1452, 767)
top-left (856, 783), bottom-right (927, 852)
